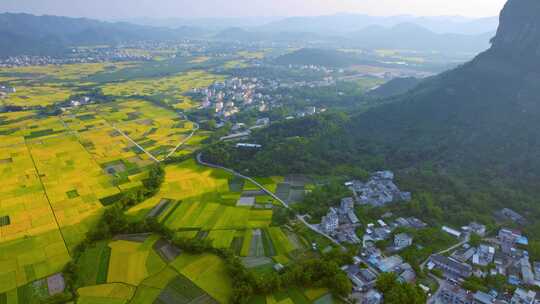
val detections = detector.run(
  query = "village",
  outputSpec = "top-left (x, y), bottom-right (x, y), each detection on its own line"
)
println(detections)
top-left (308, 170), bottom-right (539, 304)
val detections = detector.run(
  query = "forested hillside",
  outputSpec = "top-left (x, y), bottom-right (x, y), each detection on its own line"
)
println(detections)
top-left (205, 0), bottom-right (540, 233)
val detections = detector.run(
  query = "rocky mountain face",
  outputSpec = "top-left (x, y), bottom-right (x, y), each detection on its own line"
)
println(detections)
top-left (347, 0), bottom-right (540, 181)
top-left (491, 0), bottom-right (540, 60)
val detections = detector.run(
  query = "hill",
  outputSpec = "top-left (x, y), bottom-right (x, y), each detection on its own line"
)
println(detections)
top-left (348, 23), bottom-right (493, 53)
top-left (367, 77), bottom-right (422, 98)
top-left (349, 0), bottom-right (540, 180)
top-left (273, 48), bottom-right (360, 67)
top-left (213, 27), bottom-right (330, 43)
top-left (204, 0), bottom-right (540, 229)
top-left (259, 14), bottom-right (498, 35)
top-left (0, 13), bottom-right (191, 57)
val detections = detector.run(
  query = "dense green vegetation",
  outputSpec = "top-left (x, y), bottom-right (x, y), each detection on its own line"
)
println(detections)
top-left (376, 273), bottom-right (426, 304)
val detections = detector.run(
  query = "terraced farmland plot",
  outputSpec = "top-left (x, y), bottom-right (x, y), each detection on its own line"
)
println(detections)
top-left (0, 145), bottom-right (70, 293)
top-left (28, 135), bottom-right (119, 250)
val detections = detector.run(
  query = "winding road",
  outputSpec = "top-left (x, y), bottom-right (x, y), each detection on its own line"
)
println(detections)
top-left (195, 153), bottom-right (343, 247)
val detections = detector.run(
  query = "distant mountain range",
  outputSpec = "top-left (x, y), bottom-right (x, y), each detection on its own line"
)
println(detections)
top-left (347, 23), bottom-right (493, 53)
top-left (0, 12), bottom-right (498, 58)
top-left (0, 13), bottom-right (196, 57)
top-left (258, 14), bottom-right (498, 35)
top-left (122, 14), bottom-right (499, 36)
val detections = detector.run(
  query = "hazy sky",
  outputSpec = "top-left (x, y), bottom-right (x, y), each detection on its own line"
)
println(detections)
top-left (0, 0), bottom-right (507, 19)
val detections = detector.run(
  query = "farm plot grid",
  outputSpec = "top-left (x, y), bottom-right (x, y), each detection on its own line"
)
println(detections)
top-left (74, 236), bottom-right (229, 304)
top-left (62, 99), bottom-right (198, 161)
top-left (0, 145), bottom-right (70, 294)
top-left (100, 70), bottom-right (224, 110)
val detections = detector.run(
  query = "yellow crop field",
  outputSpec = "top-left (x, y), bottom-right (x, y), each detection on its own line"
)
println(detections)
top-left (3, 84), bottom-right (72, 107)
top-left (0, 62), bottom-right (136, 82)
top-left (107, 236), bottom-right (165, 286)
top-left (28, 135), bottom-right (119, 250)
top-left (101, 70), bottom-right (224, 110)
top-left (107, 241), bottom-right (150, 285)
top-left (77, 283), bottom-right (136, 304)
top-left (63, 99), bottom-right (194, 161)
top-left (128, 159), bottom-right (233, 218)
top-left (207, 230), bottom-right (236, 248)
top-left (0, 145), bottom-right (70, 293)
top-left (171, 253), bottom-right (233, 303)
top-left (0, 111), bottom-right (67, 146)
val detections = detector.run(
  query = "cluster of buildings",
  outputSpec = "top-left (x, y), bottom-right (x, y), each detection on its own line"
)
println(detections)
top-left (346, 171), bottom-right (412, 207)
top-left (362, 218), bottom-right (418, 247)
top-left (437, 286), bottom-right (536, 304)
top-left (428, 225), bottom-right (540, 304)
top-left (495, 208), bottom-right (528, 226)
top-left (192, 76), bottom-right (332, 121)
top-left (320, 197), bottom-right (361, 244)
top-left (193, 77), bottom-right (272, 118)
top-left (0, 48), bottom-right (152, 68)
top-left (345, 241), bottom-right (418, 303)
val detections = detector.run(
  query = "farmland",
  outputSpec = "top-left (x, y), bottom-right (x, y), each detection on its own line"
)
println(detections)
top-left (0, 62), bottom-right (216, 299)
top-left (101, 71), bottom-right (224, 110)
top-left (0, 145), bottom-right (70, 293)
top-left (0, 53), bottom-right (343, 304)
top-left (74, 235), bottom-right (230, 304)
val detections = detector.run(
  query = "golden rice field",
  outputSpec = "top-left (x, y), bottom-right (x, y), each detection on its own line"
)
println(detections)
top-left (127, 159), bottom-right (233, 218)
top-left (107, 236), bottom-right (165, 286)
top-left (28, 135), bottom-right (118, 250)
top-left (62, 99), bottom-right (196, 160)
top-left (0, 145), bottom-right (70, 293)
top-left (76, 237), bottom-right (232, 303)
top-left (0, 111), bottom-right (67, 146)
top-left (2, 84), bottom-right (72, 107)
top-left (0, 62), bottom-right (136, 82)
top-left (101, 70), bottom-right (224, 110)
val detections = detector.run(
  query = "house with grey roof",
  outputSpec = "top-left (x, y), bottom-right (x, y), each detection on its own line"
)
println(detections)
top-left (439, 286), bottom-right (473, 304)
top-left (394, 233), bottom-right (413, 249)
top-left (428, 254), bottom-right (473, 279)
top-left (473, 291), bottom-right (495, 304)
top-left (510, 289), bottom-right (536, 304)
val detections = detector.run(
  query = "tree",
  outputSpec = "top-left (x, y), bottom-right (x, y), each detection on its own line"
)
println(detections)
top-left (469, 233), bottom-right (483, 247)
top-left (376, 273), bottom-right (426, 304)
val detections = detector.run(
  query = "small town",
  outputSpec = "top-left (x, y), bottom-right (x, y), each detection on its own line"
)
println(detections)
top-left (306, 170), bottom-right (539, 304)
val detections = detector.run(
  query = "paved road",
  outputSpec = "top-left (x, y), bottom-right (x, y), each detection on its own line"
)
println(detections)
top-left (163, 121), bottom-right (199, 161)
top-left (112, 124), bottom-right (160, 163)
top-left (196, 153), bottom-right (343, 247)
top-left (111, 112), bottom-right (199, 164)
top-left (420, 234), bottom-right (470, 270)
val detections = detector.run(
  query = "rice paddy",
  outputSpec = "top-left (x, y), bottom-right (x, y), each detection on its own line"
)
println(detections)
top-left (72, 237), bottom-right (229, 303)
top-left (100, 70), bottom-right (224, 110)
top-left (0, 59), bottom-right (322, 304)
